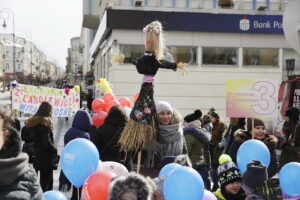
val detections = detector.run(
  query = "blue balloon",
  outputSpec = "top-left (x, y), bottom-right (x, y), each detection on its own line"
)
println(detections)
top-left (237, 139), bottom-right (270, 173)
top-left (159, 163), bottom-right (181, 177)
top-left (279, 162), bottom-right (300, 196)
top-left (164, 166), bottom-right (204, 200)
top-left (43, 190), bottom-right (67, 200)
top-left (60, 138), bottom-right (99, 187)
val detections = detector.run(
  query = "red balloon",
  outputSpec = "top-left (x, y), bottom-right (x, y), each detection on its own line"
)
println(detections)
top-left (103, 92), bottom-right (116, 104)
top-left (92, 111), bottom-right (107, 126)
top-left (92, 99), bottom-right (105, 112)
top-left (106, 99), bottom-right (120, 112)
top-left (133, 93), bottom-right (139, 104)
top-left (81, 170), bottom-right (116, 200)
top-left (118, 97), bottom-right (131, 108)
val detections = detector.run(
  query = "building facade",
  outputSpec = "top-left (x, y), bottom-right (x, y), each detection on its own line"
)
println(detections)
top-left (84, 0), bottom-right (300, 118)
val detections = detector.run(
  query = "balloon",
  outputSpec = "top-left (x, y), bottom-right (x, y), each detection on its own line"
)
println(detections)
top-left (133, 93), bottom-right (139, 104)
top-left (105, 99), bottom-right (120, 112)
top-left (237, 139), bottom-right (270, 173)
top-left (60, 138), bottom-right (99, 187)
top-left (279, 162), bottom-right (300, 196)
top-left (43, 190), bottom-right (67, 200)
top-left (103, 92), bottom-right (116, 104)
top-left (202, 190), bottom-right (217, 200)
top-left (92, 111), bottom-right (107, 127)
top-left (159, 163), bottom-right (181, 177)
top-left (81, 170), bottom-right (116, 200)
top-left (164, 166), bottom-right (204, 200)
top-left (98, 161), bottom-right (129, 176)
top-left (123, 106), bottom-right (132, 117)
top-left (118, 97), bottom-right (131, 108)
top-left (92, 99), bottom-right (105, 112)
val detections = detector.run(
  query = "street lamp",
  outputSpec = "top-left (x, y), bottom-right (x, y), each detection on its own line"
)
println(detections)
top-left (0, 8), bottom-right (16, 82)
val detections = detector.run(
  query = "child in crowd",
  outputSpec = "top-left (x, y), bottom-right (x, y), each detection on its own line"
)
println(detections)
top-left (214, 154), bottom-right (246, 200)
top-left (242, 160), bottom-right (282, 200)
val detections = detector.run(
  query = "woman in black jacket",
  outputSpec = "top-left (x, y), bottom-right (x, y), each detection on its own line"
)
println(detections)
top-left (90, 105), bottom-right (131, 170)
top-left (26, 102), bottom-right (58, 192)
top-left (228, 118), bottom-right (278, 178)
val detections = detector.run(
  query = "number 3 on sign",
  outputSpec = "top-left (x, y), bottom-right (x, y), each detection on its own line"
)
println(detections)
top-left (251, 81), bottom-right (277, 115)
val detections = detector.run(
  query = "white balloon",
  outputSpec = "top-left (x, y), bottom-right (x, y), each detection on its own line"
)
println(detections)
top-left (98, 161), bottom-right (129, 176)
top-left (123, 106), bottom-right (132, 117)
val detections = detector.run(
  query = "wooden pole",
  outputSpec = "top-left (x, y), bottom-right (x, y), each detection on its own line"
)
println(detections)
top-left (137, 151), bottom-right (142, 174)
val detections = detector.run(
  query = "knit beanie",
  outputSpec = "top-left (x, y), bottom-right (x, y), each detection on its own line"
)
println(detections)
top-left (247, 118), bottom-right (265, 133)
top-left (242, 160), bottom-right (268, 191)
top-left (0, 126), bottom-right (22, 158)
top-left (184, 109), bottom-right (202, 123)
top-left (108, 172), bottom-right (152, 200)
top-left (217, 154), bottom-right (242, 187)
top-left (156, 101), bottom-right (173, 114)
top-left (284, 107), bottom-right (300, 122)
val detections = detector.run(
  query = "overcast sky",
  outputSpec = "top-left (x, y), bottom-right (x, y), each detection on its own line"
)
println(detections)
top-left (1, 0), bottom-right (82, 69)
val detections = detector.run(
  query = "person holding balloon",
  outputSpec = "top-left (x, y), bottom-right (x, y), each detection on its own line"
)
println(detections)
top-left (26, 102), bottom-right (58, 192)
top-left (279, 106), bottom-right (300, 168)
top-left (61, 109), bottom-right (93, 200)
top-left (90, 105), bottom-right (133, 170)
top-left (214, 154), bottom-right (246, 200)
top-left (228, 118), bottom-right (279, 178)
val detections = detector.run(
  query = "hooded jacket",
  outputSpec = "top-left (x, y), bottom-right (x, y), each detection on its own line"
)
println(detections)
top-left (183, 120), bottom-right (211, 167)
top-left (228, 130), bottom-right (279, 178)
top-left (0, 147), bottom-right (43, 200)
top-left (64, 110), bottom-right (92, 145)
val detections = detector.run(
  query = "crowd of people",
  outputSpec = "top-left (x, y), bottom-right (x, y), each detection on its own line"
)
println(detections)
top-left (0, 100), bottom-right (300, 200)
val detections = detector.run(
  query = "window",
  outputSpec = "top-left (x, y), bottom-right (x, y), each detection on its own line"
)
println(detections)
top-left (120, 45), bottom-right (144, 58)
top-left (243, 48), bottom-right (278, 67)
top-left (167, 46), bottom-right (197, 64)
top-left (18, 63), bottom-right (21, 70)
top-left (5, 51), bottom-right (10, 58)
top-left (5, 63), bottom-right (9, 70)
top-left (202, 47), bottom-right (238, 65)
top-left (17, 52), bottom-right (21, 58)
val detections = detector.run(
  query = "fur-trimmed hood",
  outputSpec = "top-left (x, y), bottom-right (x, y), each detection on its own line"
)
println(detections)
top-left (234, 130), bottom-right (278, 149)
top-left (108, 172), bottom-right (152, 200)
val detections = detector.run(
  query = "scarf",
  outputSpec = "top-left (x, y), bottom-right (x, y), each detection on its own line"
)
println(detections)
top-left (157, 123), bottom-right (183, 158)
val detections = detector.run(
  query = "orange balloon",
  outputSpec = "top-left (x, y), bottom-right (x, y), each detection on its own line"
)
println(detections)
top-left (92, 99), bottom-right (105, 112)
top-left (106, 99), bottom-right (120, 112)
top-left (118, 97), bottom-right (131, 108)
top-left (103, 92), bottom-right (116, 104)
top-left (92, 111), bottom-right (107, 127)
top-left (81, 170), bottom-right (116, 200)
top-left (133, 93), bottom-right (139, 104)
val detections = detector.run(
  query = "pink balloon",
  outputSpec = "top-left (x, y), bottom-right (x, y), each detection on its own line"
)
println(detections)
top-left (92, 111), bottom-right (107, 127)
top-left (98, 161), bottom-right (129, 176)
top-left (103, 92), bottom-right (116, 104)
top-left (118, 97), bottom-right (131, 108)
top-left (202, 189), bottom-right (217, 200)
top-left (105, 99), bottom-right (120, 112)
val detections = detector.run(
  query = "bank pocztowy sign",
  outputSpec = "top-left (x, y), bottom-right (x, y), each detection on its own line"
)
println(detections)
top-left (107, 9), bottom-right (283, 34)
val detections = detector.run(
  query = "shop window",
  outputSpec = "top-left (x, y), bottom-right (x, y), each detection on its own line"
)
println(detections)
top-left (167, 46), bottom-right (197, 64)
top-left (243, 48), bottom-right (278, 66)
top-left (202, 47), bottom-right (238, 65)
top-left (120, 45), bottom-right (144, 58)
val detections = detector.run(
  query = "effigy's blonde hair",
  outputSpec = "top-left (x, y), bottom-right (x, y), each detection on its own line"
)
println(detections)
top-left (143, 21), bottom-right (165, 60)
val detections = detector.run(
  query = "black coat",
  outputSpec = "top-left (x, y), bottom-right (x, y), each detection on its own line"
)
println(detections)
top-left (90, 116), bottom-right (127, 164)
top-left (31, 124), bottom-right (57, 170)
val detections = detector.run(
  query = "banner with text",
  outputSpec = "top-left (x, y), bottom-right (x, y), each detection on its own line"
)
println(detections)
top-left (226, 79), bottom-right (279, 118)
top-left (12, 84), bottom-right (80, 117)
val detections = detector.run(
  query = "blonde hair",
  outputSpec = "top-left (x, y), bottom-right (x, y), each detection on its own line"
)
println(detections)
top-left (144, 21), bottom-right (165, 60)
